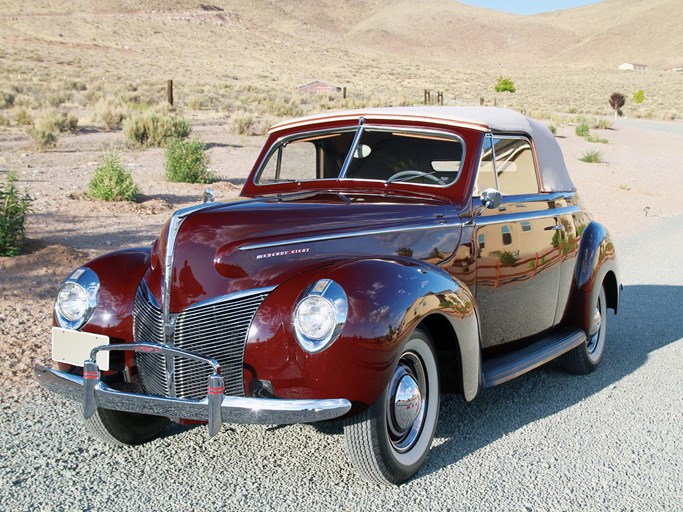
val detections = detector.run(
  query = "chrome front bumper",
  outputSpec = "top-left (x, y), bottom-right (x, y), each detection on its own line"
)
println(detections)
top-left (34, 342), bottom-right (352, 437)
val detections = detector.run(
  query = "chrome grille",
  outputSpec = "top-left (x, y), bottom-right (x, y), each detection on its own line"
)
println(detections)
top-left (133, 284), bottom-right (269, 399)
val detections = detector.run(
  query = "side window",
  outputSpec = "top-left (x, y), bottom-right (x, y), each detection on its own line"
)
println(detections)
top-left (493, 138), bottom-right (539, 195)
top-left (258, 141), bottom-right (318, 183)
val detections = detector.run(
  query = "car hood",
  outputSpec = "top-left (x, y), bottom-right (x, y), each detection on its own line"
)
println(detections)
top-left (143, 191), bottom-right (462, 312)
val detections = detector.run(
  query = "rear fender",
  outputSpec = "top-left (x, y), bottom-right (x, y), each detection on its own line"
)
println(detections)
top-left (245, 257), bottom-right (480, 411)
top-left (564, 221), bottom-right (620, 332)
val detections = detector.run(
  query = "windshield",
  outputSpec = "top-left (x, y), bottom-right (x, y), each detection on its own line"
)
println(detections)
top-left (255, 125), bottom-right (464, 187)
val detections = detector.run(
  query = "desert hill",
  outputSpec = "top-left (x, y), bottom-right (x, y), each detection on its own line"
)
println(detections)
top-left (0, 0), bottom-right (681, 119)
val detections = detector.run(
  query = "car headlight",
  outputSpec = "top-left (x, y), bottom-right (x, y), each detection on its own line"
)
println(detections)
top-left (294, 279), bottom-right (348, 353)
top-left (55, 267), bottom-right (100, 330)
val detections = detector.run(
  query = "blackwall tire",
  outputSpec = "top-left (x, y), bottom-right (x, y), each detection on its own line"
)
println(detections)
top-left (563, 285), bottom-right (607, 374)
top-left (343, 328), bottom-right (440, 485)
top-left (82, 407), bottom-right (169, 446)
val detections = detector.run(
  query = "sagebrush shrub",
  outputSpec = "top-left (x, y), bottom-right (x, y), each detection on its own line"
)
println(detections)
top-left (0, 92), bottom-right (15, 109)
top-left (94, 97), bottom-right (128, 130)
top-left (230, 111), bottom-right (254, 135)
top-left (123, 113), bottom-right (191, 147)
top-left (165, 138), bottom-right (215, 184)
top-left (0, 171), bottom-right (32, 256)
top-left (13, 108), bottom-right (33, 126)
top-left (88, 155), bottom-right (138, 201)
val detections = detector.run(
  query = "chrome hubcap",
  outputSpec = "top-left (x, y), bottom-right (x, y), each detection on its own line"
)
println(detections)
top-left (586, 301), bottom-right (602, 354)
top-left (387, 352), bottom-right (427, 453)
top-left (393, 374), bottom-right (422, 431)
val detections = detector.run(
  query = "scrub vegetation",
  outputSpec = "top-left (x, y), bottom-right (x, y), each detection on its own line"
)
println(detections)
top-left (165, 138), bottom-right (214, 184)
top-left (0, 172), bottom-right (32, 256)
top-left (88, 155), bottom-right (138, 202)
top-left (123, 113), bottom-right (191, 147)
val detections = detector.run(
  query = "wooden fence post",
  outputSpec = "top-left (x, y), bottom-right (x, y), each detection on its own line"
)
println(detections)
top-left (480, 97), bottom-right (485, 106)
top-left (437, 91), bottom-right (443, 105)
top-left (167, 79), bottom-right (174, 107)
top-left (343, 87), bottom-right (347, 99)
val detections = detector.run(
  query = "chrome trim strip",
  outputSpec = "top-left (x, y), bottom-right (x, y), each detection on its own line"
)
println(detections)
top-left (239, 221), bottom-right (463, 251)
top-left (472, 205), bottom-right (582, 226)
top-left (162, 202), bottom-right (223, 397)
top-left (35, 363), bottom-right (352, 426)
top-left (184, 286), bottom-right (276, 311)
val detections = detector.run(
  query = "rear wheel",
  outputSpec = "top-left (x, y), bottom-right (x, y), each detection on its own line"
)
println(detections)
top-left (83, 407), bottom-right (169, 446)
top-left (563, 285), bottom-right (607, 374)
top-left (344, 328), bottom-right (440, 485)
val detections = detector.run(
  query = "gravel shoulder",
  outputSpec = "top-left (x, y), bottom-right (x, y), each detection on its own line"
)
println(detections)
top-left (1, 118), bottom-right (682, 510)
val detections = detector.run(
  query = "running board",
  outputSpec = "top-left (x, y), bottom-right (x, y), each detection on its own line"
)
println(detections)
top-left (482, 328), bottom-right (586, 388)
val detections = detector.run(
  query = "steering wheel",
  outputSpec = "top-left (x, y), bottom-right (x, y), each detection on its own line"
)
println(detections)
top-left (386, 170), bottom-right (442, 184)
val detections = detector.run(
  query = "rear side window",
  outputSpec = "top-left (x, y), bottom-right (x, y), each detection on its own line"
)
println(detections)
top-left (475, 135), bottom-right (539, 196)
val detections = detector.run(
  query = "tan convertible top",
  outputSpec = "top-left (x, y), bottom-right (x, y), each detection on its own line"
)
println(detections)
top-left (271, 106), bottom-right (575, 193)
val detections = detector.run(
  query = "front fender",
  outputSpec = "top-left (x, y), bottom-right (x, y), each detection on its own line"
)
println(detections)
top-left (60, 247), bottom-right (151, 341)
top-left (244, 257), bottom-right (479, 412)
top-left (564, 221), bottom-right (620, 331)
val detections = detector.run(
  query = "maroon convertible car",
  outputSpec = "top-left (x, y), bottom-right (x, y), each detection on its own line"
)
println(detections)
top-left (36, 107), bottom-right (620, 485)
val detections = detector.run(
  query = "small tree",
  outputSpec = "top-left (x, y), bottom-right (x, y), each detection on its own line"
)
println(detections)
top-left (495, 76), bottom-right (516, 94)
top-left (633, 89), bottom-right (645, 104)
top-left (609, 92), bottom-right (626, 117)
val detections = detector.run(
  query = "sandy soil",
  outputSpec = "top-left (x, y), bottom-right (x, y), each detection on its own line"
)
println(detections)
top-left (1, 116), bottom-right (682, 400)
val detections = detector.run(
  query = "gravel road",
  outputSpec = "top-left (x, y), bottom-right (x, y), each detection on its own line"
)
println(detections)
top-left (1, 219), bottom-right (681, 511)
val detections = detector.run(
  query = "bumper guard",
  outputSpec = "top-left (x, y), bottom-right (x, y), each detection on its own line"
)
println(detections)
top-left (34, 342), bottom-right (352, 437)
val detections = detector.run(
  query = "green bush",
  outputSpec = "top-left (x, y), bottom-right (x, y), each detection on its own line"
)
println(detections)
top-left (123, 113), bottom-right (191, 147)
top-left (575, 122), bottom-right (590, 137)
top-left (494, 76), bottom-right (516, 94)
top-left (579, 150), bottom-right (603, 163)
top-left (0, 172), bottom-right (32, 256)
top-left (88, 155), bottom-right (138, 201)
top-left (547, 123), bottom-right (557, 136)
top-left (165, 138), bottom-right (215, 184)
top-left (499, 251), bottom-right (518, 265)
top-left (633, 89), bottom-right (645, 104)
top-left (0, 114), bottom-right (9, 127)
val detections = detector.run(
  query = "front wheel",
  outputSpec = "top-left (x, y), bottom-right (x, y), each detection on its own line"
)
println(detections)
top-left (344, 328), bottom-right (440, 485)
top-left (83, 407), bottom-right (169, 446)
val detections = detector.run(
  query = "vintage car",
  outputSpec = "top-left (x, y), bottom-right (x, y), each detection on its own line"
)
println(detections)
top-left (36, 107), bottom-right (620, 485)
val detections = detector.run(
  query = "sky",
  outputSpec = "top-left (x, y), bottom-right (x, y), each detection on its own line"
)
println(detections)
top-left (458, 0), bottom-right (603, 15)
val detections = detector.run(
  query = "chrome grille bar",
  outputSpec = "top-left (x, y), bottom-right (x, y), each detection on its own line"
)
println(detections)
top-left (134, 285), bottom-right (271, 400)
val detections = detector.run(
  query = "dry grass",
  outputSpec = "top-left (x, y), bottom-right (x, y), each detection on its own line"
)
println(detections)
top-left (0, 0), bottom-right (680, 135)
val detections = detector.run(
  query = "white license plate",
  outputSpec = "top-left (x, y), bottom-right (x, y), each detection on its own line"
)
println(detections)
top-left (51, 327), bottom-right (110, 371)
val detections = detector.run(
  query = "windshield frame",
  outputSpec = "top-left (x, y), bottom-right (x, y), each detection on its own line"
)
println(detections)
top-left (251, 123), bottom-right (467, 189)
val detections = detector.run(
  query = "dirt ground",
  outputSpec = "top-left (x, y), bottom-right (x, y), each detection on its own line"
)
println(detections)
top-left (1, 115), bottom-right (682, 400)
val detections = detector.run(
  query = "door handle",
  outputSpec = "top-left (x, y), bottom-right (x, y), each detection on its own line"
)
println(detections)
top-left (545, 225), bottom-right (563, 231)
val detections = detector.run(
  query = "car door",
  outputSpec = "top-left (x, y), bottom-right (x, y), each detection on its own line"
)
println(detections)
top-left (473, 134), bottom-right (562, 348)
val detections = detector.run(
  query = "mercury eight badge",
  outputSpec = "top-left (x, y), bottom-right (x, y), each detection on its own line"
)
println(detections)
top-left (36, 107), bottom-right (620, 485)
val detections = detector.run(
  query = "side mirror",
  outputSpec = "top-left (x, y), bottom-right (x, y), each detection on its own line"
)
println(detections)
top-left (203, 188), bottom-right (215, 204)
top-left (480, 188), bottom-right (502, 210)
